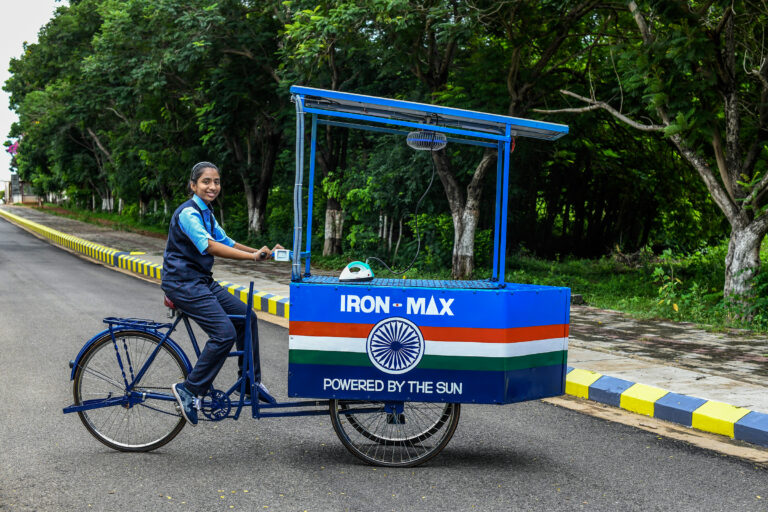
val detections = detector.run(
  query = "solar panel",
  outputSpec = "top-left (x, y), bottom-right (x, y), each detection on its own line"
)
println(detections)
top-left (291, 86), bottom-right (568, 141)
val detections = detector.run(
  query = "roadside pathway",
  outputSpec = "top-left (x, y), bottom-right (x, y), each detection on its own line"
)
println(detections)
top-left (2, 205), bottom-right (292, 296)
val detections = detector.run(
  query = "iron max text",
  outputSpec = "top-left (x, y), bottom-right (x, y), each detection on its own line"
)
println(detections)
top-left (339, 294), bottom-right (454, 316)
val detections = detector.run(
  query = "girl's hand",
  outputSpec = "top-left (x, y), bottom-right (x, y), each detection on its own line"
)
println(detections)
top-left (271, 243), bottom-right (285, 252)
top-left (254, 246), bottom-right (272, 260)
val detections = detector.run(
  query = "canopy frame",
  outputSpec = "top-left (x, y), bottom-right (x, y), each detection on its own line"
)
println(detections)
top-left (290, 86), bottom-right (568, 285)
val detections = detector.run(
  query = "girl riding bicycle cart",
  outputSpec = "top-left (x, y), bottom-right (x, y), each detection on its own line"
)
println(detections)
top-left (64, 86), bottom-right (570, 467)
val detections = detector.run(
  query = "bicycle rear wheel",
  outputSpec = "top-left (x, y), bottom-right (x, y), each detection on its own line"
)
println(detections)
top-left (73, 330), bottom-right (187, 452)
top-left (329, 400), bottom-right (460, 467)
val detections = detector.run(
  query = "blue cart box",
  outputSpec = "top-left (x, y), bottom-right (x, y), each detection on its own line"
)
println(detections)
top-left (287, 86), bottom-right (569, 406)
top-left (288, 277), bottom-right (569, 404)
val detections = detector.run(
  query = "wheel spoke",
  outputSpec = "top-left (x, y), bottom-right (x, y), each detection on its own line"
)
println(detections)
top-left (77, 365), bottom-right (126, 390)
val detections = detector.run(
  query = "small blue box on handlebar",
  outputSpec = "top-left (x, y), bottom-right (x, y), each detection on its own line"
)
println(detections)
top-left (273, 249), bottom-right (291, 262)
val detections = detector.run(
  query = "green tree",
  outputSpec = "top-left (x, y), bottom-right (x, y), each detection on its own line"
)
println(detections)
top-left (5, 0), bottom-right (114, 208)
top-left (86, 0), bottom-right (286, 229)
top-left (192, 0), bottom-right (287, 234)
top-left (281, 1), bottom-right (388, 254)
top-left (543, 1), bottom-right (768, 301)
top-left (85, 0), bottom-right (221, 213)
top-left (365, 0), bottom-right (610, 278)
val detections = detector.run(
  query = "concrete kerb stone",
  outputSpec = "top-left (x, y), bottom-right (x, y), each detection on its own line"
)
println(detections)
top-left (3, 206), bottom-right (767, 449)
top-left (0, 208), bottom-right (289, 320)
top-left (565, 366), bottom-right (768, 448)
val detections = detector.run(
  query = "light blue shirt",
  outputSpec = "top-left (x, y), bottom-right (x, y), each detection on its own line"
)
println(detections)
top-left (178, 194), bottom-right (235, 255)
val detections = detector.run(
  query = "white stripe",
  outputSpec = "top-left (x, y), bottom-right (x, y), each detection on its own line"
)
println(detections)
top-left (289, 335), bottom-right (568, 358)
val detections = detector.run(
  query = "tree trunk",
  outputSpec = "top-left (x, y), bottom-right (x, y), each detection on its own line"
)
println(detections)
top-left (252, 131), bottom-right (280, 235)
top-left (432, 148), bottom-right (496, 279)
top-left (381, 214), bottom-right (387, 243)
top-left (393, 217), bottom-right (403, 263)
top-left (243, 170), bottom-right (271, 235)
top-left (88, 179), bottom-right (110, 211)
top-left (316, 125), bottom-right (347, 256)
top-left (383, 214), bottom-right (387, 240)
top-left (250, 208), bottom-right (264, 234)
top-left (724, 226), bottom-right (763, 299)
top-left (244, 181), bottom-right (257, 231)
top-left (323, 197), bottom-right (344, 255)
top-left (233, 126), bottom-right (279, 236)
top-left (158, 185), bottom-right (171, 215)
top-left (452, 207), bottom-right (480, 279)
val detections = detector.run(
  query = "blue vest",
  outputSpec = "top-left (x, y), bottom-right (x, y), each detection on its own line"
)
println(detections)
top-left (162, 198), bottom-right (214, 282)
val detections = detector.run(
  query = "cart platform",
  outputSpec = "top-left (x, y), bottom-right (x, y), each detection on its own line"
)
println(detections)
top-left (301, 275), bottom-right (504, 289)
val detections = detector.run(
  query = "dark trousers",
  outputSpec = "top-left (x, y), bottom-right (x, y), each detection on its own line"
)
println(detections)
top-left (162, 278), bottom-right (260, 396)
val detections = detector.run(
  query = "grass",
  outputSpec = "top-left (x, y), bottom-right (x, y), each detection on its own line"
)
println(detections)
top-left (504, 248), bottom-right (768, 334)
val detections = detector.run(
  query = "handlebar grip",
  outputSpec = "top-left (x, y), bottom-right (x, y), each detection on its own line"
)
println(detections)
top-left (258, 251), bottom-right (268, 260)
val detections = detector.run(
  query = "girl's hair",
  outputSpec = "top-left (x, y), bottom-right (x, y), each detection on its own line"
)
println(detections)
top-left (188, 161), bottom-right (219, 194)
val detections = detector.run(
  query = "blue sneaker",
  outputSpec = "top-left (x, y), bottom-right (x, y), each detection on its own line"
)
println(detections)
top-left (172, 382), bottom-right (199, 426)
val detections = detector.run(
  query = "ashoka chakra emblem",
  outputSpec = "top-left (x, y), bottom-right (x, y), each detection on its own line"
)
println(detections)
top-left (366, 317), bottom-right (425, 374)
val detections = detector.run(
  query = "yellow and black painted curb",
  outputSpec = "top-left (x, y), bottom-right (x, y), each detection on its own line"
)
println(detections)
top-left (566, 367), bottom-right (768, 447)
top-left (0, 208), bottom-right (289, 320)
top-left (218, 281), bottom-right (290, 319)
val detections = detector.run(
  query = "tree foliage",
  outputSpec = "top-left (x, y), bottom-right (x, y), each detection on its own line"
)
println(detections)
top-left (4, 0), bottom-right (737, 290)
top-left (538, 0), bottom-right (768, 300)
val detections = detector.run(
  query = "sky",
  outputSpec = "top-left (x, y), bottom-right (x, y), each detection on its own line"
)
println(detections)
top-left (1, 0), bottom-right (64, 183)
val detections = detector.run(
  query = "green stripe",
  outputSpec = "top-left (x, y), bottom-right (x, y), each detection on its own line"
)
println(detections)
top-left (289, 349), bottom-right (567, 371)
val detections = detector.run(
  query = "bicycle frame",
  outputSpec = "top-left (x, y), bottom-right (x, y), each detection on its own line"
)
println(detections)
top-left (64, 282), bottom-right (332, 420)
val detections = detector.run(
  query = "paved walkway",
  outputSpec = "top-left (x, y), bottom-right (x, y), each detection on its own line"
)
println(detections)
top-left (3, 204), bottom-right (768, 438)
top-left (2, 205), bottom-right (294, 297)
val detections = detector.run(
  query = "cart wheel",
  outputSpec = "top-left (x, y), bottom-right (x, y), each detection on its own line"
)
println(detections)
top-left (73, 330), bottom-right (187, 452)
top-left (329, 400), bottom-right (460, 467)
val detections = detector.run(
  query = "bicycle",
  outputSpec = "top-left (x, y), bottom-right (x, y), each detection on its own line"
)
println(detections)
top-left (63, 283), bottom-right (461, 467)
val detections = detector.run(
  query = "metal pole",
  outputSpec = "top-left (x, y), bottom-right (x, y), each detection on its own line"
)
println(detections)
top-left (291, 95), bottom-right (305, 281)
top-left (305, 115), bottom-right (318, 277)
top-left (498, 126), bottom-right (513, 285)
top-left (491, 140), bottom-right (503, 281)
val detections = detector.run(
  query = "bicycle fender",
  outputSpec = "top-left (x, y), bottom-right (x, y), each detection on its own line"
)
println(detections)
top-left (69, 327), bottom-right (193, 380)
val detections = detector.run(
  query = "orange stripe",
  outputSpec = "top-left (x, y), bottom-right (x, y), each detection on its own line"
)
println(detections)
top-left (289, 321), bottom-right (568, 343)
top-left (291, 322), bottom-right (372, 338)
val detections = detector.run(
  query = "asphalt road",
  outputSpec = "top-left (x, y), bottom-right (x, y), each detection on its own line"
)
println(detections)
top-left (1, 218), bottom-right (766, 512)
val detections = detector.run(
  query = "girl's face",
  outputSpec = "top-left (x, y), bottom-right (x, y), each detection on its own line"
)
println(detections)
top-left (190, 167), bottom-right (221, 204)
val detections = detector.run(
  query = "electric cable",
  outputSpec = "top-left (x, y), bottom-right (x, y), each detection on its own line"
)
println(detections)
top-left (366, 132), bottom-right (438, 276)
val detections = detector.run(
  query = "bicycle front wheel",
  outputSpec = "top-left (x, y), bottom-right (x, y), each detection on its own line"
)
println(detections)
top-left (329, 400), bottom-right (460, 467)
top-left (73, 330), bottom-right (187, 452)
